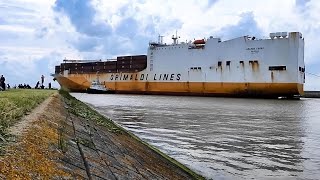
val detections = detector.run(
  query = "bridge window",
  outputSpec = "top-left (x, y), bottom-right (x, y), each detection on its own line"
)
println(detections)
top-left (218, 61), bottom-right (222, 66)
top-left (299, 66), bottom-right (305, 72)
top-left (226, 61), bottom-right (231, 66)
top-left (269, 66), bottom-right (286, 71)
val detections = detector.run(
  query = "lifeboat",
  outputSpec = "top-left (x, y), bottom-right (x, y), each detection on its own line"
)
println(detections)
top-left (193, 39), bottom-right (205, 44)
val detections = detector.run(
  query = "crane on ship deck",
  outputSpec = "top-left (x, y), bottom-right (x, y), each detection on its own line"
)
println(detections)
top-left (63, 59), bottom-right (102, 63)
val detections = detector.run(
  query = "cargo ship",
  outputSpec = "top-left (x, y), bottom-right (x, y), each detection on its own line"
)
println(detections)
top-left (53, 32), bottom-right (305, 98)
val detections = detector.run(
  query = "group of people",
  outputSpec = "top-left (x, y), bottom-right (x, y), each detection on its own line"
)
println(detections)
top-left (17, 84), bottom-right (32, 89)
top-left (0, 75), bottom-right (52, 91)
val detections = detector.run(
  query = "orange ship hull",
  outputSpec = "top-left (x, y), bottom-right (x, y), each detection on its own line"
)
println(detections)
top-left (55, 75), bottom-right (303, 98)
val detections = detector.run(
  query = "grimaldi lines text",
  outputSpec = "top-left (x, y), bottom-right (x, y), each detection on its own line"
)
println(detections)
top-left (110, 73), bottom-right (181, 81)
top-left (53, 31), bottom-right (305, 98)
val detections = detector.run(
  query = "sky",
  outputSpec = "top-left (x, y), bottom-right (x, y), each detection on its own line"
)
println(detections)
top-left (0, 0), bottom-right (319, 90)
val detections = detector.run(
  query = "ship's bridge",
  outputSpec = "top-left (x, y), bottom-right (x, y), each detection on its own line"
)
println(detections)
top-left (149, 34), bottom-right (223, 50)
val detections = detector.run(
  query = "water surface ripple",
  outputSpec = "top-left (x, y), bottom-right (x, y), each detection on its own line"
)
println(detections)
top-left (72, 93), bottom-right (320, 179)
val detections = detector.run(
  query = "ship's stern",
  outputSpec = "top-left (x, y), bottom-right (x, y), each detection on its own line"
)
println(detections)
top-left (289, 32), bottom-right (305, 96)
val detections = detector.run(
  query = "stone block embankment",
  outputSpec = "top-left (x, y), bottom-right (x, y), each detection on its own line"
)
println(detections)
top-left (304, 91), bottom-right (320, 98)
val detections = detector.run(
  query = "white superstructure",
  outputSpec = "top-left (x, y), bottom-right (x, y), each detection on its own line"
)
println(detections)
top-left (146, 32), bottom-right (304, 85)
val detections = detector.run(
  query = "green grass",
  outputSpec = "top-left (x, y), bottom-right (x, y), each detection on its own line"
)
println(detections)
top-left (0, 89), bottom-right (55, 143)
top-left (59, 89), bottom-right (121, 133)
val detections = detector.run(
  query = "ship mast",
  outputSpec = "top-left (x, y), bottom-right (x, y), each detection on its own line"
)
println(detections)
top-left (158, 34), bottom-right (164, 44)
top-left (172, 30), bottom-right (179, 45)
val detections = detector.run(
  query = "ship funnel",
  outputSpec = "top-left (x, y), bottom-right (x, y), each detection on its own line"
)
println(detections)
top-left (270, 33), bottom-right (275, 39)
top-left (281, 32), bottom-right (288, 38)
top-left (270, 32), bottom-right (288, 39)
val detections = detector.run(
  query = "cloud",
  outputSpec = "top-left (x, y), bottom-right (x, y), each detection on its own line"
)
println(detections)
top-left (0, 3), bottom-right (35, 14)
top-left (35, 27), bottom-right (49, 39)
top-left (71, 35), bottom-right (100, 52)
top-left (207, 0), bottom-right (218, 8)
top-left (54, 0), bottom-right (112, 37)
top-left (0, 17), bottom-right (7, 25)
top-left (0, 1), bottom-right (39, 27)
top-left (216, 12), bottom-right (262, 39)
top-left (296, 0), bottom-right (310, 8)
top-left (115, 17), bottom-right (139, 38)
top-left (0, 29), bottom-right (21, 42)
top-left (52, 0), bottom-right (184, 56)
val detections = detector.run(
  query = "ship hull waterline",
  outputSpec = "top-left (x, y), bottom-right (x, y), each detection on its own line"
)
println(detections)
top-left (54, 75), bottom-right (303, 98)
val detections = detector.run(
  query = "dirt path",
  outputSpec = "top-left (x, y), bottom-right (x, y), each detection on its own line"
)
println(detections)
top-left (9, 94), bottom-right (55, 136)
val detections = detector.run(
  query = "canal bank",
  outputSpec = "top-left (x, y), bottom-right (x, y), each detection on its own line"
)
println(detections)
top-left (0, 90), bottom-right (203, 179)
top-left (303, 91), bottom-right (320, 98)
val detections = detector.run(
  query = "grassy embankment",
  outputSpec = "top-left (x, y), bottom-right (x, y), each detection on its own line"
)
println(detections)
top-left (0, 89), bottom-right (55, 152)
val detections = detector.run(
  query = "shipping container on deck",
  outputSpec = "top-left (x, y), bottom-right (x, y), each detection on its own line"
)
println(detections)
top-left (117, 55), bottom-right (146, 60)
top-left (117, 59), bottom-right (131, 65)
top-left (81, 67), bottom-right (94, 72)
top-left (81, 62), bottom-right (94, 67)
top-left (118, 64), bottom-right (132, 69)
top-left (61, 64), bottom-right (70, 70)
top-left (95, 66), bottom-right (104, 71)
top-left (95, 62), bottom-right (104, 66)
top-left (117, 56), bottom-right (131, 60)
top-left (133, 55), bottom-right (147, 58)
top-left (104, 61), bottom-right (117, 65)
top-left (117, 68), bottom-right (132, 73)
top-left (132, 59), bottom-right (147, 64)
top-left (69, 66), bottom-right (79, 70)
top-left (104, 65), bottom-right (117, 70)
top-left (131, 63), bottom-right (147, 69)
top-left (104, 69), bottom-right (117, 73)
top-left (55, 66), bottom-right (61, 74)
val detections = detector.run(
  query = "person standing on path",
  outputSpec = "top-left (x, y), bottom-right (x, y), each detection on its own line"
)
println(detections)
top-left (35, 81), bottom-right (40, 89)
top-left (41, 75), bottom-right (45, 86)
top-left (0, 75), bottom-right (6, 90)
